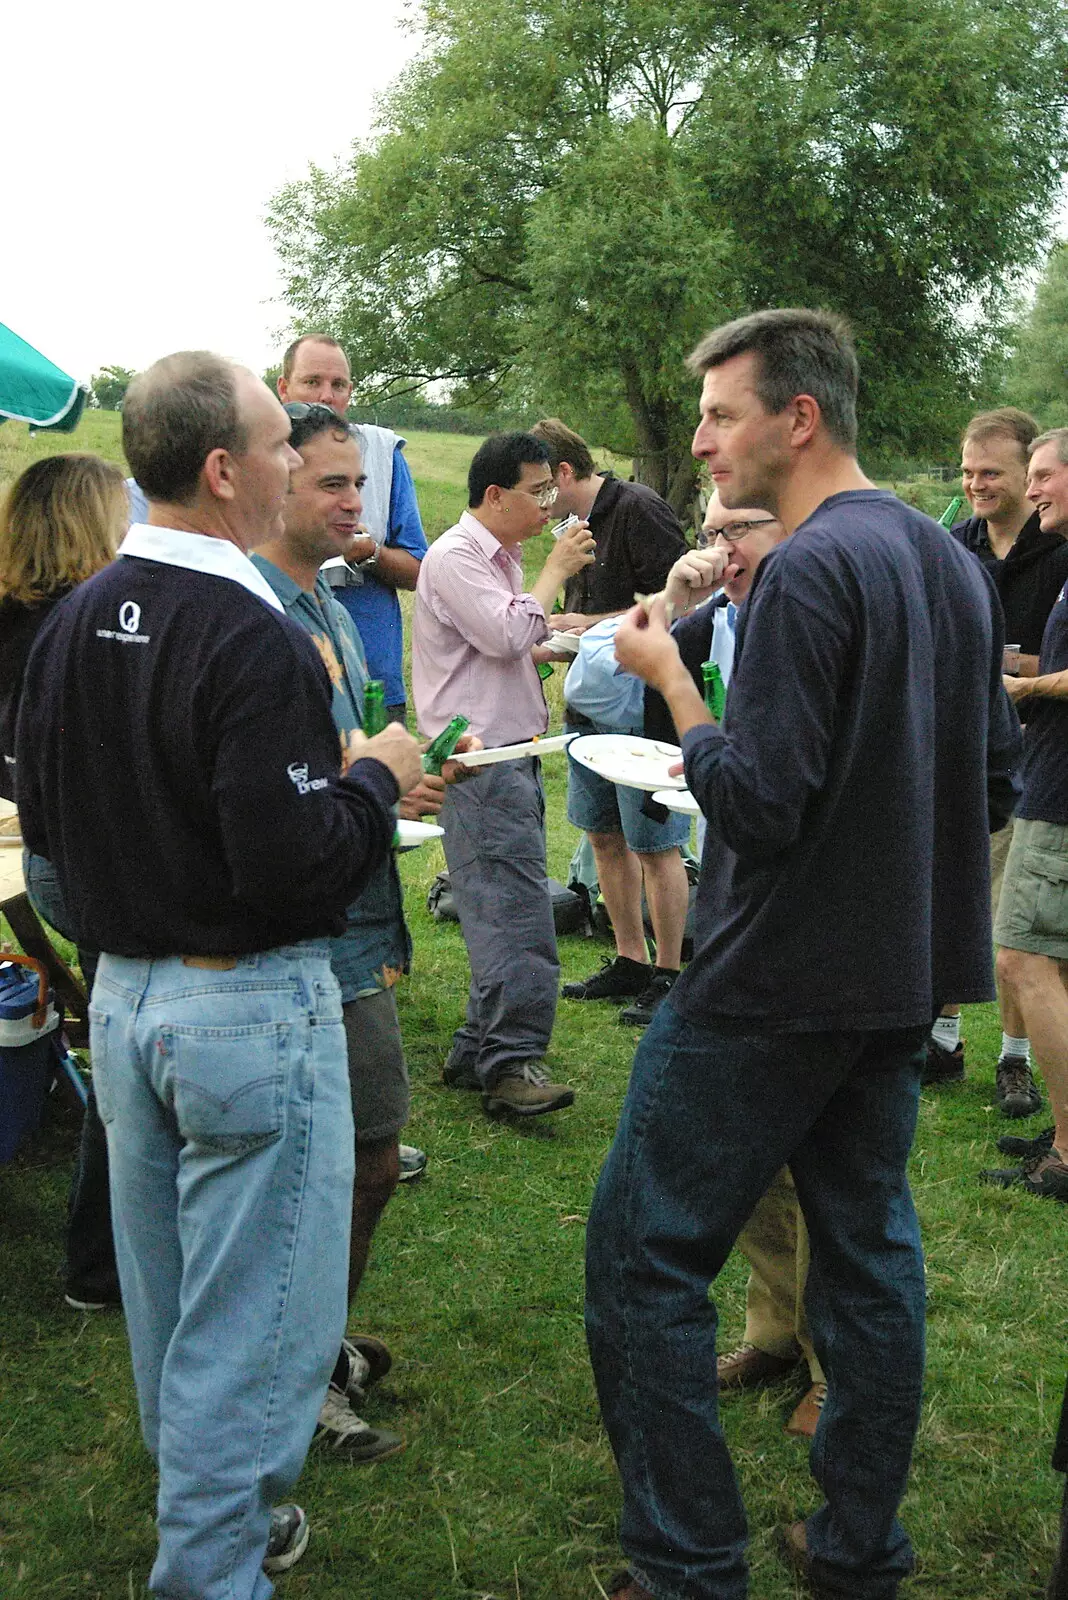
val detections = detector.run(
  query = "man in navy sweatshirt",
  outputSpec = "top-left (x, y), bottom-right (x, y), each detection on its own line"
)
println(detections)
top-left (586, 310), bottom-right (1021, 1600)
top-left (16, 352), bottom-right (424, 1599)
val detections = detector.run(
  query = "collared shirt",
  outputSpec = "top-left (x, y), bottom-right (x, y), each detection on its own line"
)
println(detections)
top-left (562, 473), bottom-right (687, 616)
top-left (412, 510), bottom-right (551, 745)
top-left (250, 556), bottom-right (411, 999)
top-left (120, 523), bottom-right (285, 612)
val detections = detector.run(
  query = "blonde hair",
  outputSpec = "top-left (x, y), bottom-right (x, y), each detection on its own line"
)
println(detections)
top-left (0, 454), bottom-right (126, 604)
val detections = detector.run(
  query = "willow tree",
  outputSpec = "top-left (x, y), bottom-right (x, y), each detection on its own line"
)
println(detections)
top-left (269, 0), bottom-right (1068, 511)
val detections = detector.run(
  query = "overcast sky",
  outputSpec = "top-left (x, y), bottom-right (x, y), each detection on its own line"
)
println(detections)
top-left (2, 0), bottom-right (422, 384)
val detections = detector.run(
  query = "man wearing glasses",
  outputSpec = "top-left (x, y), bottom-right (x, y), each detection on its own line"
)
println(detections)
top-left (412, 432), bottom-right (596, 1116)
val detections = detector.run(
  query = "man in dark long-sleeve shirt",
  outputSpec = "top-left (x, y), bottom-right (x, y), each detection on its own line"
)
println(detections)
top-left (16, 352), bottom-right (423, 1600)
top-left (586, 310), bottom-right (1020, 1600)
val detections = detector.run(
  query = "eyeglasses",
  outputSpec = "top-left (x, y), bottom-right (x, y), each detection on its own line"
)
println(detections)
top-left (283, 401), bottom-right (349, 448)
top-left (513, 482), bottom-right (559, 509)
top-left (697, 518), bottom-right (778, 548)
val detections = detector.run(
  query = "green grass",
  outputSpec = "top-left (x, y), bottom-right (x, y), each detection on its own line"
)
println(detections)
top-left (1, 415), bottom-right (1064, 1598)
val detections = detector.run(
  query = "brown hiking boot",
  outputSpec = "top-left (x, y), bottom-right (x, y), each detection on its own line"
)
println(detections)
top-left (482, 1062), bottom-right (575, 1117)
top-left (995, 1054), bottom-right (1042, 1118)
top-left (717, 1343), bottom-right (800, 1390)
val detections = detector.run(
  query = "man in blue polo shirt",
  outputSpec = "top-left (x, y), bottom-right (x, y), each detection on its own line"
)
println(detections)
top-left (16, 352), bottom-right (425, 1597)
top-left (587, 310), bottom-right (1020, 1600)
top-left (252, 402), bottom-right (476, 1460)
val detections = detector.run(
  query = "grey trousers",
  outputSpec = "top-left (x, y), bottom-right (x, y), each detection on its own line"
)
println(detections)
top-left (441, 758), bottom-right (559, 1084)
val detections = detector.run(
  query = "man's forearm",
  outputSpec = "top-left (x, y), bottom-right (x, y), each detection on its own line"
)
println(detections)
top-left (366, 545), bottom-right (421, 591)
top-left (1022, 667), bottom-right (1068, 701)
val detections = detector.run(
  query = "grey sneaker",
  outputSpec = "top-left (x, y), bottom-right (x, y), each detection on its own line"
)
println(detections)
top-left (995, 1054), bottom-right (1042, 1118)
top-left (263, 1504), bottom-right (310, 1574)
top-left (482, 1061), bottom-right (575, 1117)
top-left (397, 1143), bottom-right (427, 1182)
top-left (314, 1384), bottom-right (406, 1463)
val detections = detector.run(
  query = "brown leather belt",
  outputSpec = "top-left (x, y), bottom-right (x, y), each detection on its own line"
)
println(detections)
top-left (181, 955), bottom-right (238, 971)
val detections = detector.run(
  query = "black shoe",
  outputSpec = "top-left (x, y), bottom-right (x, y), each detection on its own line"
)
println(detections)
top-left (921, 1038), bottom-right (965, 1085)
top-left (618, 970), bottom-right (678, 1027)
top-left (442, 1056), bottom-right (480, 1090)
top-left (979, 1149), bottom-right (1068, 1201)
top-left (561, 955), bottom-right (651, 1001)
top-left (997, 1123), bottom-right (1055, 1158)
top-left (995, 1054), bottom-right (1042, 1118)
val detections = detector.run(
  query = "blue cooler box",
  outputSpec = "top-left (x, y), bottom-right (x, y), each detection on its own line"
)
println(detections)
top-left (0, 958), bottom-right (61, 1162)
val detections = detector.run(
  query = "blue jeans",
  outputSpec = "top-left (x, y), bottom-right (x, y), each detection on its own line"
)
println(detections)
top-left (90, 945), bottom-right (353, 1600)
top-left (585, 1002), bottom-right (927, 1600)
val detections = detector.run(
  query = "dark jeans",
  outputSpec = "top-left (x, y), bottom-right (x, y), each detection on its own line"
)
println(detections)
top-left (585, 1001), bottom-right (928, 1600)
top-left (24, 852), bottom-right (118, 1301)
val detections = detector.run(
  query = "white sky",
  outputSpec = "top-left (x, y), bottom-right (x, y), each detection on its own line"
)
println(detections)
top-left (1, 0), bottom-right (423, 385)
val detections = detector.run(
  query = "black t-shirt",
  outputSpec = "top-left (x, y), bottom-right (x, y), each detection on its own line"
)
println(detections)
top-left (1017, 581), bottom-right (1068, 824)
top-left (563, 474), bottom-right (686, 616)
top-left (671, 490), bottom-right (1021, 1032)
top-left (0, 590), bottom-right (69, 803)
top-left (951, 512), bottom-right (1068, 656)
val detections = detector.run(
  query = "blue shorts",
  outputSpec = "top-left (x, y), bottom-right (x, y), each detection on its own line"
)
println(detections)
top-left (566, 722), bottom-right (691, 854)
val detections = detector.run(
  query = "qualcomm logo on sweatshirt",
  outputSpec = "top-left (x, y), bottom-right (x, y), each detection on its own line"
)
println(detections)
top-left (96, 599), bottom-right (150, 645)
top-left (287, 761), bottom-right (329, 796)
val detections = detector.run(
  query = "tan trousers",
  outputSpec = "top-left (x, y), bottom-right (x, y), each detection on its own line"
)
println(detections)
top-left (737, 1165), bottom-right (825, 1385)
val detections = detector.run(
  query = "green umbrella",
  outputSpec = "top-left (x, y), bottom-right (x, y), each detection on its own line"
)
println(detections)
top-left (0, 322), bottom-right (88, 433)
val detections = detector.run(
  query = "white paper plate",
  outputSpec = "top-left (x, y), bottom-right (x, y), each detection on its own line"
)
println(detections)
top-left (652, 787), bottom-right (700, 817)
top-left (544, 631), bottom-right (583, 655)
top-left (567, 734), bottom-right (686, 792)
top-left (451, 733), bottom-right (576, 767)
top-left (395, 819), bottom-right (445, 847)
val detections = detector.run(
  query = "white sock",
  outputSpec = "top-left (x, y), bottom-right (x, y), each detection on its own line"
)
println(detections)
top-left (1000, 1033), bottom-right (1030, 1064)
top-left (930, 1014), bottom-right (960, 1051)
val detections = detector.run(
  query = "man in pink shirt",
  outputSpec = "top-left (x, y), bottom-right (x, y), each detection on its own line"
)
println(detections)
top-left (413, 432), bottom-right (595, 1115)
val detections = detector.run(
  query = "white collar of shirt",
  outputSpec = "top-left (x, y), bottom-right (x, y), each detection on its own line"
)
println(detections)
top-left (458, 509), bottom-right (521, 567)
top-left (119, 524), bottom-right (285, 613)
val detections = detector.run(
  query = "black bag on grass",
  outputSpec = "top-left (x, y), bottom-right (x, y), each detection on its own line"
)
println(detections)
top-left (426, 871), bottom-right (586, 936)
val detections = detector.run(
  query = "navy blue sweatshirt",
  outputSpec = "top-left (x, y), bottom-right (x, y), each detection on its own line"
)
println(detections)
top-left (673, 490), bottom-right (1022, 1032)
top-left (16, 555), bottom-right (399, 957)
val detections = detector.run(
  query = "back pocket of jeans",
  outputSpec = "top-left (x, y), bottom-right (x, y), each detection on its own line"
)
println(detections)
top-left (162, 1021), bottom-right (290, 1154)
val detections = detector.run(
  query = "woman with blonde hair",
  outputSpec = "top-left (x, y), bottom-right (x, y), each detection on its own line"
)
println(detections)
top-left (1, 453), bottom-right (126, 796)
top-left (0, 451), bottom-right (126, 1310)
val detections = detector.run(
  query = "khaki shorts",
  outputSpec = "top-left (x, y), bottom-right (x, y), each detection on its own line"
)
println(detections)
top-left (990, 817), bottom-right (1014, 920)
top-left (993, 817), bottom-right (1068, 959)
top-left (342, 987), bottom-right (411, 1144)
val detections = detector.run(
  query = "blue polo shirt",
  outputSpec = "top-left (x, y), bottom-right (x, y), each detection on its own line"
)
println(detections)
top-left (251, 556), bottom-right (411, 999)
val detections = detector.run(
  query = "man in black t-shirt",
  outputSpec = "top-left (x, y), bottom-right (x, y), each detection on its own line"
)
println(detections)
top-left (530, 417), bottom-right (690, 1027)
top-left (982, 427), bottom-right (1068, 1203)
top-left (585, 310), bottom-right (1019, 1600)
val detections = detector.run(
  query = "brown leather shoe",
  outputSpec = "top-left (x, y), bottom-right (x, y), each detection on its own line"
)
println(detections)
top-left (717, 1343), bottom-right (800, 1390)
top-left (785, 1381), bottom-right (827, 1438)
top-left (606, 1572), bottom-right (655, 1599)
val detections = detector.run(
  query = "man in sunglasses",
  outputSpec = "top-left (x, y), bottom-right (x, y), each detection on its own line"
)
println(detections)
top-left (412, 431), bottom-right (596, 1116)
top-left (277, 333), bottom-right (428, 725)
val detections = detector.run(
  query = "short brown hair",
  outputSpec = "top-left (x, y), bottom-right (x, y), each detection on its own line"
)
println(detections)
top-left (282, 334), bottom-right (347, 382)
top-left (687, 309), bottom-right (859, 450)
top-left (1030, 427), bottom-right (1068, 466)
top-left (962, 407), bottom-right (1039, 459)
top-left (530, 418), bottom-right (596, 480)
top-left (123, 352), bottom-right (247, 505)
top-left (0, 454), bottom-right (125, 604)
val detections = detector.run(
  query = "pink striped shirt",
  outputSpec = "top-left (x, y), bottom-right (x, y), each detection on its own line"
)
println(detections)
top-left (412, 511), bottom-right (551, 745)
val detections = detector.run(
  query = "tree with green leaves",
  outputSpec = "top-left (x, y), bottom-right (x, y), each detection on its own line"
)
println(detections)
top-left (90, 366), bottom-right (136, 411)
top-left (1007, 243), bottom-right (1068, 428)
top-left (269, 0), bottom-right (1068, 513)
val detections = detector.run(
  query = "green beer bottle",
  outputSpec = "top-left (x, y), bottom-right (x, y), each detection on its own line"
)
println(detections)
top-left (423, 715), bottom-right (470, 775)
top-left (938, 495), bottom-right (964, 530)
top-left (702, 660), bottom-right (726, 721)
top-left (362, 680), bottom-right (388, 737)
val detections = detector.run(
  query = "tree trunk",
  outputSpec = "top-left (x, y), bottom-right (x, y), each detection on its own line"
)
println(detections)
top-left (621, 360), bottom-right (699, 525)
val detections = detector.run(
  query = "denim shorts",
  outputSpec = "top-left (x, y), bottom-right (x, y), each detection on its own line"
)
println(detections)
top-left (566, 723), bottom-right (691, 855)
top-left (994, 817), bottom-right (1068, 958)
top-left (343, 986), bottom-right (410, 1143)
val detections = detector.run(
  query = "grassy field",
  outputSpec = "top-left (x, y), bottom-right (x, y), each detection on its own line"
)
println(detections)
top-left (0, 414), bottom-right (1064, 1599)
